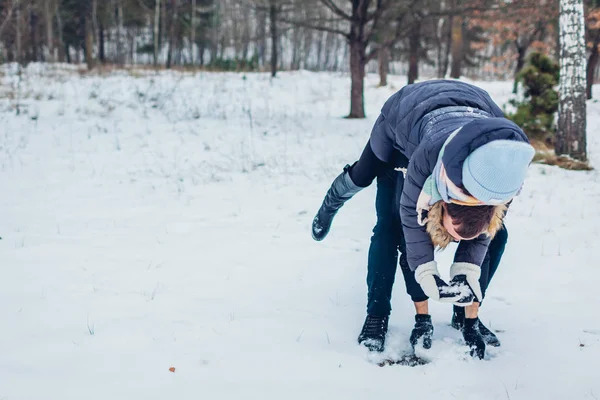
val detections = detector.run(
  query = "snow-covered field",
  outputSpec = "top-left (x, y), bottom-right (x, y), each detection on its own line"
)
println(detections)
top-left (1, 64), bottom-right (599, 400)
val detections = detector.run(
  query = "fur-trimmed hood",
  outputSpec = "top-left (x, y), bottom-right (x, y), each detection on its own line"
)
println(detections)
top-left (426, 201), bottom-right (507, 249)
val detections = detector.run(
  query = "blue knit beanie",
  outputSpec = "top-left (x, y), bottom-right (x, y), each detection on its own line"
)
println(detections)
top-left (462, 140), bottom-right (535, 204)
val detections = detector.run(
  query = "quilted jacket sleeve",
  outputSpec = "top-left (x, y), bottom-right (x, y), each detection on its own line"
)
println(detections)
top-left (400, 140), bottom-right (436, 271)
top-left (453, 234), bottom-right (491, 266)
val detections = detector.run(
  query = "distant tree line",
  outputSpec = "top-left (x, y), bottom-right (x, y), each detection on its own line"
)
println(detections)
top-left (0, 0), bottom-right (599, 117)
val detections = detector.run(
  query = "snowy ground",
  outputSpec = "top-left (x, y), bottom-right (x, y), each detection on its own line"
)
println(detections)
top-left (1, 64), bottom-right (600, 400)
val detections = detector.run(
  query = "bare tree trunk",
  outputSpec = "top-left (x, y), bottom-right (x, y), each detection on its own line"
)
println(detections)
top-left (303, 25), bottom-right (313, 69)
top-left (230, 2), bottom-right (239, 59)
top-left (29, 4), bottom-right (39, 62)
top-left (190, 0), bottom-right (196, 65)
top-left (154, 0), bottom-right (160, 65)
top-left (291, 26), bottom-right (301, 70)
top-left (347, 0), bottom-right (371, 119)
top-left (210, 0), bottom-right (219, 62)
top-left (408, 20), bottom-right (421, 85)
top-left (56, 5), bottom-right (65, 62)
top-left (166, 1), bottom-right (173, 68)
top-left (270, 0), bottom-right (278, 77)
top-left (166, 0), bottom-right (178, 69)
top-left (586, 33), bottom-right (600, 99)
top-left (116, 0), bottom-right (124, 64)
top-left (513, 43), bottom-right (527, 93)
top-left (324, 31), bottom-right (334, 70)
top-left (557, 0), bottom-right (587, 161)
top-left (441, 14), bottom-right (453, 78)
top-left (91, 0), bottom-right (99, 63)
top-left (242, 13), bottom-right (251, 61)
top-left (333, 35), bottom-right (342, 71)
top-left (435, 0), bottom-right (447, 78)
top-left (316, 30), bottom-right (324, 70)
top-left (15, 0), bottom-right (22, 64)
top-left (349, 39), bottom-right (366, 118)
top-left (435, 16), bottom-right (445, 78)
top-left (257, 7), bottom-right (267, 67)
top-left (450, 14), bottom-right (463, 79)
top-left (199, 42), bottom-right (205, 65)
top-left (99, 20), bottom-right (105, 63)
top-left (378, 46), bottom-right (389, 87)
top-left (44, 0), bottom-right (54, 61)
top-left (162, 0), bottom-right (168, 63)
top-left (84, 12), bottom-right (95, 69)
top-left (130, 29), bottom-right (136, 64)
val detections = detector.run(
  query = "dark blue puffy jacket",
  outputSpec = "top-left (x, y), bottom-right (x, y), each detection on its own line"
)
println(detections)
top-left (368, 80), bottom-right (529, 271)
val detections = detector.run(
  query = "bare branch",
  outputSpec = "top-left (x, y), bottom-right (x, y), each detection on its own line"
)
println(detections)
top-left (135, 0), bottom-right (152, 12)
top-left (365, 17), bottom-right (412, 62)
top-left (366, 0), bottom-right (386, 22)
top-left (364, 0), bottom-right (416, 50)
top-left (0, 0), bottom-right (20, 38)
top-left (429, 4), bottom-right (502, 18)
top-left (240, 0), bottom-right (295, 12)
top-left (320, 0), bottom-right (352, 21)
top-left (366, 0), bottom-right (398, 44)
top-left (280, 17), bottom-right (350, 38)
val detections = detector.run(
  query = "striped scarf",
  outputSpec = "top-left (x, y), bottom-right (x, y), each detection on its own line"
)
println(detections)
top-left (416, 128), bottom-right (484, 226)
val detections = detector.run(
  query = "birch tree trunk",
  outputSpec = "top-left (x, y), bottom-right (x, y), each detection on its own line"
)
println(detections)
top-left (556, 0), bottom-right (587, 161)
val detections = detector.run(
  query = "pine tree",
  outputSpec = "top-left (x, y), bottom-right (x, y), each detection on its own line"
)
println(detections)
top-left (508, 52), bottom-right (559, 144)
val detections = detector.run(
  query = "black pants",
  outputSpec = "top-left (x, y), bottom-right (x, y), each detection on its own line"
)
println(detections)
top-left (366, 167), bottom-right (508, 317)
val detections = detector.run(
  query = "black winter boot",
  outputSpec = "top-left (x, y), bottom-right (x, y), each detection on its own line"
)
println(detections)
top-left (452, 306), bottom-right (500, 347)
top-left (409, 314), bottom-right (434, 350)
top-left (357, 315), bottom-right (389, 352)
top-left (478, 320), bottom-right (501, 347)
top-left (463, 318), bottom-right (486, 359)
top-left (451, 306), bottom-right (465, 331)
top-left (312, 165), bottom-right (363, 241)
